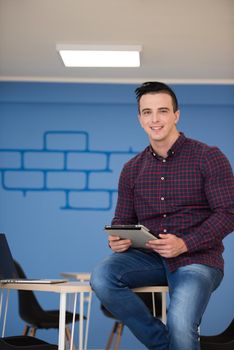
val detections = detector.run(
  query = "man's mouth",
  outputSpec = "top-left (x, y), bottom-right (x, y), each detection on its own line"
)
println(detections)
top-left (151, 126), bottom-right (163, 130)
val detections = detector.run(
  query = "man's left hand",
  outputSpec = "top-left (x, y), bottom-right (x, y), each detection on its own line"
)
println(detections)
top-left (146, 233), bottom-right (188, 258)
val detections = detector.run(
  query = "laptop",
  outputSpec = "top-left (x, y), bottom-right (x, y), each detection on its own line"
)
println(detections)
top-left (0, 233), bottom-right (67, 284)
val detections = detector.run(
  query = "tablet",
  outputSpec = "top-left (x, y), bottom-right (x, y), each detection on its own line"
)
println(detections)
top-left (104, 224), bottom-right (157, 248)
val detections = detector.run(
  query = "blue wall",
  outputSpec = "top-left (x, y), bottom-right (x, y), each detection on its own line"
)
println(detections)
top-left (0, 82), bottom-right (233, 349)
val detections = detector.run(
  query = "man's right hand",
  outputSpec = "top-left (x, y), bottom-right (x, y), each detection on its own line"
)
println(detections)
top-left (108, 235), bottom-right (132, 252)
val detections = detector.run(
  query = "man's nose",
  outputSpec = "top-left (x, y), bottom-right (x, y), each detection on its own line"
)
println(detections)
top-left (151, 112), bottom-right (160, 123)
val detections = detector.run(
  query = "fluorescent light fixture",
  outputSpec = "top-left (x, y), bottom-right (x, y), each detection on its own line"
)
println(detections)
top-left (56, 44), bottom-right (142, 67)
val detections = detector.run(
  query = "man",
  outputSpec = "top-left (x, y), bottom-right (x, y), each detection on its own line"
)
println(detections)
top-left (91, 82), bottom-right (234, 350)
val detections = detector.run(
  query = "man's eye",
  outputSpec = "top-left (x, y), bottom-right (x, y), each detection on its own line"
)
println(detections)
top-left (143, 110), bottom-right (151, 115)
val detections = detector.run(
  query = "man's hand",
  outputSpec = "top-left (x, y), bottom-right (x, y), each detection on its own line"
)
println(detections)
top-left (146, 233), bottom-right (188, 258)
top-left (108, 235), bottom-right (132, 252)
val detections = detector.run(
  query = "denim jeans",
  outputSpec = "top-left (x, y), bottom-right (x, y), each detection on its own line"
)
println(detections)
top-left (90, 248), bottom-right (223, 350)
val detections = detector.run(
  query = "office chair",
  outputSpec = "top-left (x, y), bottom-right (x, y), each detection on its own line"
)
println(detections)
top-left (0, 336), bottom-right (58, 350)
top-left (14, 261), bottom-right (84, 350)
top-left (101, 291), bottom-right (163, 350)
top-left (200, 319), bottom-right (234, 350)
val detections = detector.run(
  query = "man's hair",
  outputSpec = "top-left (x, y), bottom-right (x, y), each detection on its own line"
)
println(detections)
top-left (135, 81), bottom-right (179, 112)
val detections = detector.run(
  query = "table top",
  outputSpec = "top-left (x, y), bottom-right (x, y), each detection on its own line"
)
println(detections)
top-left (0, 281), bottom-right (92, 293)
top-left (132, 286), bottom-right (168, 293)
top-left (61, 272), bottom-right (91, 281)
top-left (0, 272), bottom-right (168, 294)
top-left (60, 273), bottom-right (168, 293)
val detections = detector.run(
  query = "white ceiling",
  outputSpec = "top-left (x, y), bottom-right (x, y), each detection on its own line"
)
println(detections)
top-left (0, 0), bottom-right (234, 84)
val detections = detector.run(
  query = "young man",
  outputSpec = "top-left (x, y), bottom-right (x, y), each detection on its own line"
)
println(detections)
top-left (91, 82), bottom-right (234, 350)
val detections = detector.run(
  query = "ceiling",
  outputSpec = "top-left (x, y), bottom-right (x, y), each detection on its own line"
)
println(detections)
top-left (0, 0), bottom-right (233, 84)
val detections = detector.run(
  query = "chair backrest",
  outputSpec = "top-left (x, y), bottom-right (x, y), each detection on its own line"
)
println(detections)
top-left (225, 319), bottom-right (234, 340)
top-left (14, 261), bottom-right (45, 325)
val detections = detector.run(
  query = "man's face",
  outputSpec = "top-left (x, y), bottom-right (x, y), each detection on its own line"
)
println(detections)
top-left (138, 92), bottom-right (180, 146)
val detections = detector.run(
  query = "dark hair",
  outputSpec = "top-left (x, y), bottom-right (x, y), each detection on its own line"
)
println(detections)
top-left (135, 81), bottom-right (179, 112)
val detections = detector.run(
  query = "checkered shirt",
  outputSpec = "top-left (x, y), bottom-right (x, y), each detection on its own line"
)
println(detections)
top-left (112, 133), bottom-right (234, 272)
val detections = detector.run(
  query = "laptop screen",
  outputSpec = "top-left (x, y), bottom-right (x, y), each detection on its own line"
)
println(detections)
top-left (0, 233), bottom-right (19, 279)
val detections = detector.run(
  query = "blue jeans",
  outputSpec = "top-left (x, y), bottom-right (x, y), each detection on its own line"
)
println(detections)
top-left (90, 248), bottom-right (223, 350)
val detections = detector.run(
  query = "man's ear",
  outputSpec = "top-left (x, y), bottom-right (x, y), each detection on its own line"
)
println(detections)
top-left (138, 113), bottom-right (143, 128)
top-left (175, 110), bottom-right (180, 124)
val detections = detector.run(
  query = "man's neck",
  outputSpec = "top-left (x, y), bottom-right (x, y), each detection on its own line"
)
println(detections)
top-left (151, 131), bottom-right (180, 158)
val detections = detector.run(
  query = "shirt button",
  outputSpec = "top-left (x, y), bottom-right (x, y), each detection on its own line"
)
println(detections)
top-left (163, 229), bottom-right (167, 233)
top-left (162, 159), bottom-right (166, 163)
top-left (161, 197), bottom-right (165, 201)
top-left (161, 177), bottom-right (165, 180)
top-left (163, 214), bottom-right (167, 218)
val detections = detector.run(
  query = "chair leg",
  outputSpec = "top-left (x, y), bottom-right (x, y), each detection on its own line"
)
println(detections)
top-left (105, 321), bottom-right (124, 350)
top-left (29, 327), bottom-right (37, 336)
top-left (114, 323), bottom-right (124, 350)
top-left (65, 326), bottom-right (76, 350)
top-left (22, 325), bottom-right (30, 336)
top-left (105, 322), bottom-right (118, 350)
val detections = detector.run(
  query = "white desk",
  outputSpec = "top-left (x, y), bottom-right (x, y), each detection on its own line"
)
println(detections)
top-left (61, 274), bottom-right (168, 327)
top-left (0, 281), bottom-right (92, 350)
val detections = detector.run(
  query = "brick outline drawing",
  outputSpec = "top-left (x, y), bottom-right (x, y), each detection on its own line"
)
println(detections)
top-left (0, 131), bottom-right (138, 211)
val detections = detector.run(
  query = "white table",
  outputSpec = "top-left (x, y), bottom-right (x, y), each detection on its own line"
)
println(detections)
top-left (0, 281), bottom-right (92, 350)
top-left (60, 273), bottom-right (168, 327)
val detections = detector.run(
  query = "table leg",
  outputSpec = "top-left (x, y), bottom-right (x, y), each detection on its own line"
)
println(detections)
top-left (162, 291), bottom-right (167, 324)
top-left (152, 292), bottom-right (156, 317)
top-left (79, 292), bottom-right (84, 350)
top-left (2, 289), bottom-right (10, 337)
top-left (58, 292), bottom-right (66, 350)
top-left (84, 291), bottom-right (92, 350)
top-left (70, 293), bottom-right (77, 350)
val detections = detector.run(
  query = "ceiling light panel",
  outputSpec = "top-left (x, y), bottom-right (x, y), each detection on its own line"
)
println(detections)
top-left (57, 45), bottom-right (142, 67)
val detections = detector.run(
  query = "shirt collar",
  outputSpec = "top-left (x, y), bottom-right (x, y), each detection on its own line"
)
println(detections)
top-left (149, 132), bottom-right (186, 160)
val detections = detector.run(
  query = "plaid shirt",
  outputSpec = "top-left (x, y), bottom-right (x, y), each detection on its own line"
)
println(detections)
top-left (112, 133), bottom-right (234, 272)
